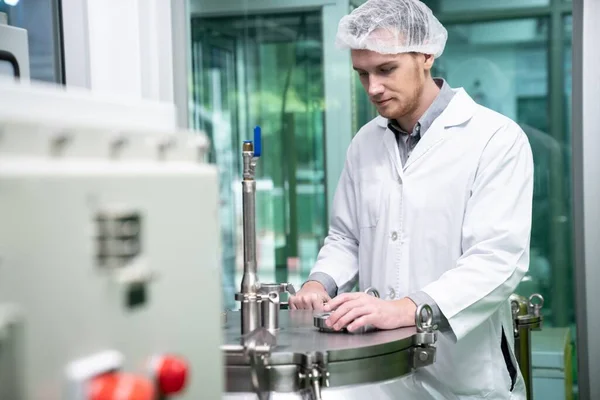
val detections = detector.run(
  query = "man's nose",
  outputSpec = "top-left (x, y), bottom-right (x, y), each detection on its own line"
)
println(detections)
top-left (368, 77), bottom-right (384, 97)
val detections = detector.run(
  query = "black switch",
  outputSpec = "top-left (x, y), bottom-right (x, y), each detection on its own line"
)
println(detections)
top-left (126, 283), bottom-right (147, 309)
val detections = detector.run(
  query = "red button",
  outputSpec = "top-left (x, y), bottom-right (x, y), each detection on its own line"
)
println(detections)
top-left (155, 355), bottom-right (189, 395)
top-left (88, 372), bottom-right (155, 400)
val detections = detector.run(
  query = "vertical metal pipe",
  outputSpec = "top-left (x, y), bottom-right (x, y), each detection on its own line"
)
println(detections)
top-left (261, 292), bottom-right (280, 332)
top-left (516, 328), bottom-right (533, 400)
top-left (242, 294), bottom-right (260, 335)
top-left (240, 142), bottom-right (260, 335)
top-left (241, 143), bottom-right (258, 295)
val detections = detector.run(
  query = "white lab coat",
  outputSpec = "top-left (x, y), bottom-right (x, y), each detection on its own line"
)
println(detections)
top-left (310, 88), bottom-right (533, 400)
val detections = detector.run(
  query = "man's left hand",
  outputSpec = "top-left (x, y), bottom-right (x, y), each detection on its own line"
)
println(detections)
top-left (323, 293), bottom-right (417, 332)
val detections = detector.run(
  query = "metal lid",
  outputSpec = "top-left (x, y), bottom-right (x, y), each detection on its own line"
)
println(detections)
top-left (224, 310), bottom-right (416, 366)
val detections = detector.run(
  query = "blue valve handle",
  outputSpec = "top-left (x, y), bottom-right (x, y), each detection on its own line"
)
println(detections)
top-left (243, 126), bottom-right (262, 157)
top-left (253, 126), bottom-right (262, 157)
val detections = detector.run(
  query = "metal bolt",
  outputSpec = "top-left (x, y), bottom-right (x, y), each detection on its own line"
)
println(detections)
top-left (418, 351), bottom-right (429, 362)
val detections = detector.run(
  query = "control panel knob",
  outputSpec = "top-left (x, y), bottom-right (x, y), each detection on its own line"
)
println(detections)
top-left (88, 372), bottom-right (155, 400)
top-left (152, 354), bottom-right (189, 395)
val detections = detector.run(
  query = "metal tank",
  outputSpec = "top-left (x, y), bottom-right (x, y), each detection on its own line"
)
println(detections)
top-left (222, 128), bottom-right (440, 399)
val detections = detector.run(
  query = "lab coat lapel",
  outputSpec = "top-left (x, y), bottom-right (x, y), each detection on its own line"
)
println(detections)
top-left (376, 116), bottom-right (404, 181)
top-left (404, 88), bottom-right (477, 171)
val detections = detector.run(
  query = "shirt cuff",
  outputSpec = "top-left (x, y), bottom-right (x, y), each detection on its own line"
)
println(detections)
top-left (305, 272), bottom-right (338, 298)
top-left (407, 290), bottom-right (451, 333)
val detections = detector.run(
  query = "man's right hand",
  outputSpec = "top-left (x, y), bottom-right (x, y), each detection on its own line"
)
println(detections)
top-left (289, 281), bottom-right (331, 311)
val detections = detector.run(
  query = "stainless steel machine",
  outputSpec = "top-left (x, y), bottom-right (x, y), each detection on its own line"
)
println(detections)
top-left (221, 130), bottom-right (440, 400)
top-left (510, 293), bottom-right (544, 400)
top-left (0, 78), bottom-right (223, 400)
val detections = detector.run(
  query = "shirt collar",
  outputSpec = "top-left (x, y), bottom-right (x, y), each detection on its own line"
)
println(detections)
top-left (387, 78), bottom-right (455, 138)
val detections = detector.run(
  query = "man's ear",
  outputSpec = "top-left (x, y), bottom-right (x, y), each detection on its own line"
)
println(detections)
top-left (423, 54), bottom-right (435, 71)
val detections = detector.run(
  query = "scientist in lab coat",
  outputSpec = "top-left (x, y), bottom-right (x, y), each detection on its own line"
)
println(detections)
top-left (289, 0), bottom-right (534, 399)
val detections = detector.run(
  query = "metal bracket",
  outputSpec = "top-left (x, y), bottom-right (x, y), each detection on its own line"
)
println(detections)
top-left (241, 328), bottom-right (276, 400)
top-left (300, 353), bottom-right (329, 400)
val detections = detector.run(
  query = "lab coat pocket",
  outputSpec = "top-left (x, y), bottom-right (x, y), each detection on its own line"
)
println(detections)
top-left (357, 178), bottom-right (383, 228)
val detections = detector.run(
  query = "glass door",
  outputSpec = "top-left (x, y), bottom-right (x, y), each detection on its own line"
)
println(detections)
top-left (190, 12), bottom-right (327, 308)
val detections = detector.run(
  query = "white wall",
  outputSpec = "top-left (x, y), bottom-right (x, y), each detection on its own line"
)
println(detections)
top-left (61, 0), bottom-right (176, 103)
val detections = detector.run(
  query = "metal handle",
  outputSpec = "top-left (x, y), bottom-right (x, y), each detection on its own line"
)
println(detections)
top-left (253, 126), bottom-right (262, 157)
top-left (416, 304), bottom-right (433, 333)
top-left (281, 283), bottom-right (296, 295)
top-left (528, 293), bottom-right (544, 317)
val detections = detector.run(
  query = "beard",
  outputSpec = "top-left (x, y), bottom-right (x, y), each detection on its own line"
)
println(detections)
top-left (381, 89), bottom-right (423, 121)
top-left (375, 72), bottom-right (425, 121)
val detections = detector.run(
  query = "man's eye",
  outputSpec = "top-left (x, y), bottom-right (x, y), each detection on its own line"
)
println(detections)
top-left (380, 67), bottom-right (395, 74)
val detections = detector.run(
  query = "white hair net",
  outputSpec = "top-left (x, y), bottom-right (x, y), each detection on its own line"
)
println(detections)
top-left (335, 0), bottom-right (448, 58)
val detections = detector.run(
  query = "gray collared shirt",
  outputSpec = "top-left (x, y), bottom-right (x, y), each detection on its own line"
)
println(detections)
top-left (388, 78), bottom-right (456, 167)
top-left (307, 78), bottom-right (456, 334)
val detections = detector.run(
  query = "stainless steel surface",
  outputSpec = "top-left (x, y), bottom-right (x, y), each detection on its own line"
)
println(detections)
top-left (510, 293), bottom-right (544, 400)
top-left (226, 310), bottom-right (416, 364)
top-left (223, 309), bottom-right (435, 394)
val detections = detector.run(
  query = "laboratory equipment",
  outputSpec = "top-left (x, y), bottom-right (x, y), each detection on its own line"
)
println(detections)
top-left (0, 78), bottom-right (222, 399)
top-left (510, 293), bottom-right (544, 400)
top-left (0, 14), bottom-right (29, 79)
top-left (222, 128), bottom-right (440, 399)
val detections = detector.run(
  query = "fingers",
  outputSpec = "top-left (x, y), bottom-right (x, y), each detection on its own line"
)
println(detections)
top-left (311, 292), bottom-right (328, 311)
top-left (326, 299), bottom-right (363, 328)
top-left (329, 305), bottom-right (369, 331)
top-left (323, 292), bottom-right (361, 312)
top-left (347, 315), bottom-right (373, 332)
top-left (289, 292), bottom-right (329, 310)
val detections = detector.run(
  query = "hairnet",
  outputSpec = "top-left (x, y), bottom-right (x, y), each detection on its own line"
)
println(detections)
top-left (335, 0), bottom-right (448, 58)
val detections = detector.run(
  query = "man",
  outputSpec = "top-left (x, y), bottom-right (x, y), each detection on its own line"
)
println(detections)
top-left (288, 0), bottom-right (534, 399)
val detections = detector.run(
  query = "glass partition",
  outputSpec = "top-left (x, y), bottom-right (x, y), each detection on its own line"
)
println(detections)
top-left (190, 11), bottom-right (326, 309)
top-left (436, 14), bottom-right (576, 397)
